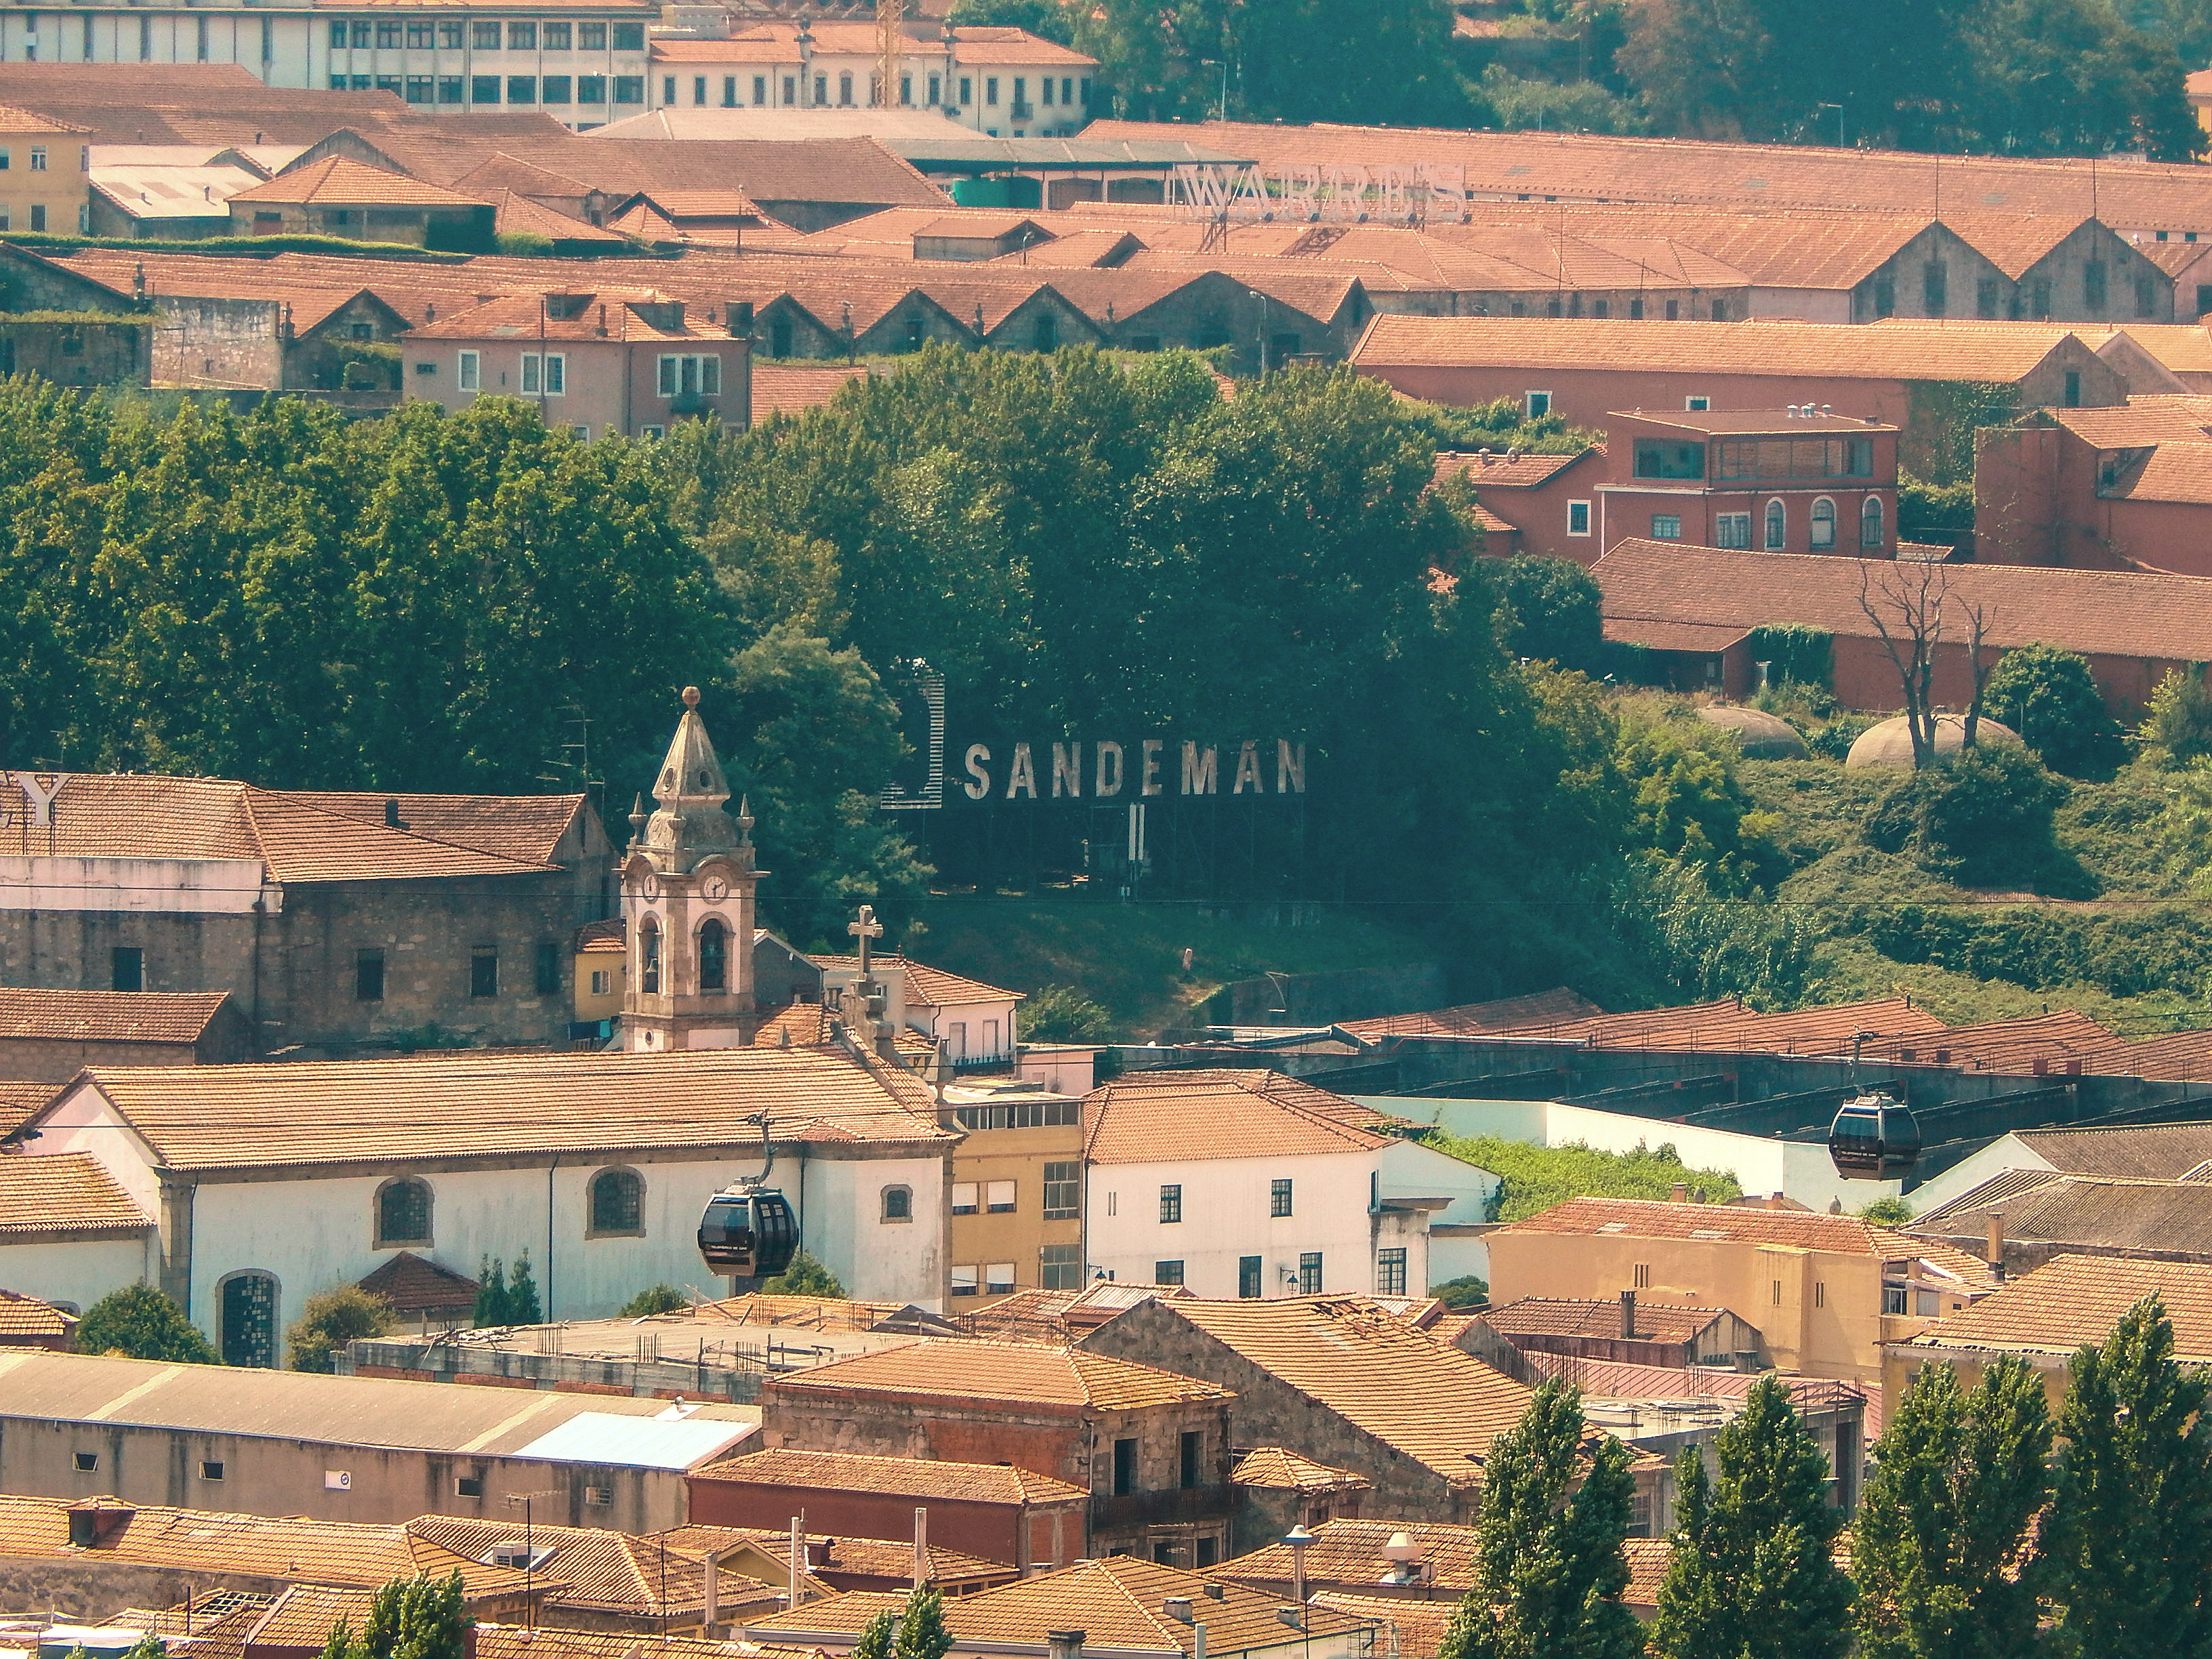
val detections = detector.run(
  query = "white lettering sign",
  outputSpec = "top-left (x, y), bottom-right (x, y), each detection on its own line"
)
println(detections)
top-left (954, 740), bottom-right (1306, 802)
top-left (1172, 161), bottom-right (1469, 224)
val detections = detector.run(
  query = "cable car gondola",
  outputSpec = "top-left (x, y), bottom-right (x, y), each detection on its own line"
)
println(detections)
top-left (698, 1184), bottom-right (799, 1279)
top-left (1828, 1089), bottom-right (1921, 1180)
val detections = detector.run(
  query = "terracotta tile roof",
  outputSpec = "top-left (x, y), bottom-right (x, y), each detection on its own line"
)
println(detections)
top-left (241, 1586), bottom-right (379, 1649)
top-left (1605, 617), bottom-right (1753, 654)
top-left (1909, 1172), bottom-right (2212, 1257)
top-left (2108, 441), bottom-right (2212, 504)
top-left (0, 987), bottom-right (232, 1044)
top-left (1860, 1008), bottom-right (2118, 1073)
top-left (655, 1525), bottom-right (1014, 1591)
top-left (1517, 1351), bottom-right (1881, 1435)
top-left (1429, 451), bottom-right (1591, 490)
top-left (2007, 1119), bottom-right (2212, 1178)
top-left (808, 955), bottom-right (1023, 1008)
top-left (449, 150), bottom-right (603, 200)
top-left (651, 37), bottom-right (797, 60)
top-left (0, 1151), bottom-right (152, 1236)
top-left (356, 1250), bottom-right (478, 1315)
top-left (2087, 326), bottom-right (2212, 374)
top-left (1229, 1446), bottom-right (1370, 1492)
top-left (565, 136), bottom-right (945, 209)
top-left (1501, 1197), bottom-right (1997, 1283)
top-left (1084, 1069), bottom-right (1409, 1164)
top-left (689, 1446), bottom-right (1088, 1504)
top-left (231, 157), bottom-right (491, 208)
top-left (0, 103), bottom-right (88, 133)
top-left (409, 1516), bottom-right (737, 1616)
top-left (1352, 314), bottom-right (2089, 382)
top-left (1133, 1296), bottom-right (1537, 1488)
top-left (1338, 986), bottom-right (1602, 1039)
top-left (2081, 1026), bottom-right (2212, 1080)
top-left (0, 1288), bottom-right (73, 1340)
top-left (56, 1044), bottom-right (949, 1173)
top-left (473, 1626), bottom-right (827, 1659)
top-left (1478, 1296), bottom-right (1728, 1343)
top-left (1305, 1594), bottom-right (1449, 1659)
top-left (753, 363), bottom-right (872, 418)
top-left (1900, 1251), bottom-right (2212, 1361)
top-left (1622, 1538), bottom-right (1671, 1610)
top-left (2051, 395), bottom-right (2212, 446)
top-left (1594, 540), bottom-right (2212, 665)
top-left (1218, 1517), bottom-right (1476, 1595)
top-left (0, 1494), bottom-right (539, 1594)
top-left (492, 188), bottom-right (628, 245)
top-left (408, 291), bottom-right (717, 344)
top-left (750, 1556), bottom-right (1369, 1656)
top-left (576, 917), bottom-right (626, 953)
top-left (1488, 993), bottom-right (1946, 1057)
top-left (765, 1336), bottom-right (1231, 1414)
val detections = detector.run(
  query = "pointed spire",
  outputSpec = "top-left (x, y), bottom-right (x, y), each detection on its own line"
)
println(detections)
top-left (642, 687), bottom-right (742, 863)
top-left (628, 792), bottom-right (648, 839)
top-left (737, 794), bottom-right (754, 844)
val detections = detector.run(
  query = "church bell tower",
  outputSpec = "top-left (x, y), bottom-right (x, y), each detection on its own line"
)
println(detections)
top-left (620, 687), bottom-right (761, 1050)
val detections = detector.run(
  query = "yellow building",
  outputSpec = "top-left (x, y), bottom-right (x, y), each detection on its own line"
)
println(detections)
top-left (573, 916), bottom-right (626, 1032)
top-left (939, 1078), bottom-right (1084, 1306)
top-left (1486, 1195), bottom-right (1996, 1393)
top-left (0, 106), bottom-right (91, 237)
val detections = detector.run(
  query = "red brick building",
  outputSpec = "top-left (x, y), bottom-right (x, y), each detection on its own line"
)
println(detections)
top-left (1593, 539), bottom-right (2212, 712)
top-left (1975, 396), bottom-right (2212, 575)
top-left (683, 1447), bottom-right (1088, 1576)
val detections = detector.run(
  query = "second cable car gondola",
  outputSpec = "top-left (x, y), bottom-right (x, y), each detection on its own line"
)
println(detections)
top-left (1828, 1089), bottom-right (1922, 1180)
top-left (697, 1185), bottom-right (800, 1279)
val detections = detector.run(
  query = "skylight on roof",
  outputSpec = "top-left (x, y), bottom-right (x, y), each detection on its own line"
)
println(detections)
top-left (1597, 1222), bottom-right (1628, 1233)
top-left (1689, 1229), bottom-right (1727, 1239)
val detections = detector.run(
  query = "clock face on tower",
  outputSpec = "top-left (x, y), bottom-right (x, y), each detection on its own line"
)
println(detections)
top-left (701, 874), bottom-right (731, 903)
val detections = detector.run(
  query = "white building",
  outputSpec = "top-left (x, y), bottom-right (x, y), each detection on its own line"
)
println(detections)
top-left (642, 22), bottom-right (1096, 136)
top-left (1081, 1069), bottom-right (1496, 1300)
top-left (813, 951), bottom-right (1024, 1069)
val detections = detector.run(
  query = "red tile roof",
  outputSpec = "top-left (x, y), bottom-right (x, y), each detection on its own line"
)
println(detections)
top-left (1900, 1251), bottom-right (2212, 1362)
top-left (1500, 1196), bottom-right (1997, 1284)
top-left (231, 157), bottom-right (491, 208)
top-left (752, 363), bottom-right (872, 418)
top-left (356, 1250), bottom-right (478, 1315)
top-left (0, 988), bottom-right (232, 1044)
top-left (0, 1152), bottom-right (152, 1236)
top-left (0, 1288), bottom-right (75, 1340)
top-left (689, 1446), bottom-right (1088, 1504)
top-left (1338, 986), bottom-right (1602, 1039)
top-left (1084, 1069), bottom-right (1409, 1164)
top-left (762, 1337), bottom-right (1232, 1414)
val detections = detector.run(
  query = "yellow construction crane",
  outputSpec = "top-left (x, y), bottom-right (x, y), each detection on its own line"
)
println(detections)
top-left (875, 0), bottom-right (903, 109)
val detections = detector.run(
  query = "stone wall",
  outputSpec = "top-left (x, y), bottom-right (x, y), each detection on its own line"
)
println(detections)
top-left (0, 1553), bottom-right (295, 1621)
top-left (150, 295), bottom-right (286, 389)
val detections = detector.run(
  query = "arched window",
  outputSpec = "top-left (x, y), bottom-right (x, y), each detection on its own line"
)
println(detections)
top-left (1763, 499), bottom-right (1787, 550)
top-left (1861, 495), bottom-right (1885, 549)
top-left (220, 1271), bottom-right (279, 1368)
top-left (589, 1167), bottom-right (644, 1236)
top-left (882, 1185), bottom-right (912, 1222)
top-left (698, 918), bottom-right (728, 992)
top-left (639, 916), bottom-right (661, 995)
top-left (1810, 497), bottom-right (1837, 550)
top-left (375, 1176), bottom-right (432, 1248)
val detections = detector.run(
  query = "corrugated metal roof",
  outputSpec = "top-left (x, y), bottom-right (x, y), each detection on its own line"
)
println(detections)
top-left (510, 1412), bottom-right (756, 1471)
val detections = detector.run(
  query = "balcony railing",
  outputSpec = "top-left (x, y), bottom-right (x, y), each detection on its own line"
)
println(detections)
top-left (1090, 1483), bottom-right (1233, 1530)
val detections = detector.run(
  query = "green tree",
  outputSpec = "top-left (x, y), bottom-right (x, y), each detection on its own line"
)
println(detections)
top-left (851, 1612), bottom-right (898, 1659)
top-left (2139, 667), bottom-right (2212, 764)
top-left (1431, 1274), bottom-right (1488, 1307)
top-left (473, 1256), bottom-right (511, 1328)
top-left (617, 1284), bottom-right (690, 1317)
top-left (946, 0), bottom-right (1076, 40)
top-left (2047, 1294), bottom-right (2212, 1656)
top-left (1437, 1379), bottom-right (1642, 1659)
top-left (507, 1252), bottom-right (541, 1326)
top-left (77, 1283), bottom-right (220, 1364)
top-left (1480, 556), bottom-right (1605, 675)
top-left (1651, 1375), bottom-right (1853, 1659)
top-left (1851, 1357), bottom-right (2053, 1659)
top-left (894, 1588), bottom-right (954, 1659)
top-left (762, 1250), bottom-right (846, 1298)
top-left (363, 1574), bottom-right (471, 1659)
top-left (1967, 0), bottom-right (2203, 159)
top-left (1983, 644), bottom-right (2125, 778)
top-left (1859, 1195), bottom-right (1915, 1226)
top-left (1019, 984), bottom-right (1113, 1043)
top-left (287, 1286), bottom-right (396, 1374)
top-left (121, 1635), bottom-right (165, 1659)
top-left (1865, 745), bottom-right (2074, 889)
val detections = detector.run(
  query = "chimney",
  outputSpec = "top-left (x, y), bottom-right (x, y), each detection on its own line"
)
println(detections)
top-left (1767, 1191), bottom-right (1786, 1210)
top-left (1986, 1213), bottom-right (2007, 1282)
top-left (1047, 1634), bottom-right (1086, 1659)
top-left (1619, 1287), bottom-right (1636, 1340)
top-left (1671, 1182), bottom-right (1689, 1203)
top-left (1163, 1599), bottom-right (1193, 1625)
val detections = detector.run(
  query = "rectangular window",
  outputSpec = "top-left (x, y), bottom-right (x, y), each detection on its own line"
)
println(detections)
top-left (1376, 1247), bottom-right (1408, 1296)
top-left (613, 22), bottom-right (644, 49)
top-left (2064, 369), bottom-right (2081, 408)
top-left (1270, 1177), bottom-right (1293, 1218)
top-left (2137, 273), bottom-right (2160, 320)
top-left (506, 21), bottom-right (536, 49)
top-left (356, 949), bottom-right (386, 1003)
top-left (471, 75), bottom-right (501, 102)
top-left (439, 20), bottom-right (466, 48)
top-left (614, 76), bottom-right (644, 103)
top-left (577, 75), bottom-right (605, 104)
top-left (754, 75), bottom-right (767, 104)
top-left (405, 20), bottom-right (432, 47)
top-left (73, 1452), bottom-right (97, 1473)
top-left (1042, 76), bottom-right (1052, 104)
top-left (200, 1461), bottom-right (224, 1481)
top-left (1566, 499), bottom-right (1591, 537)
top-left (438, 77), bottom-right (465, 104)
top-left (455, 1475), bottom-right (482, 1497)
top-left (522, 354), bottom-right (541, 394)
top-left (986, 1261), bottom-right (1016, 1294)
top-left (331, 20), bottom-right (349, 47)
top-left (1715, 512), bottom-right (1751, 549)
top-left (1977, 277), bottom-right (2000, 319)
top-left (1013, 75), bottom-right (1027, 109)
top-left (1239, 1255), bottom-right (1262, 1298)
top-left (29, 148), bottom-right (45, 172)
top-left (458, 350), bottom-right (479, 390)
top-left (959, 75), bottom-right (972, 104)
top-left (1043, 1161), bottom-right (1080, 1218)
top-left (1923, 259), bottom-right (1947, 316)
top-left (470, 948), bottom-right (498, 999)
top-left (1524, 390), bottom-right (1551, 418)
top-left (1113, 1437), bottom-right (1136, 1495)
top-left (1040, 1242), bottom-right (1081, 1290)
top-left (951, 1263), bottom-right (978, 1296)
top-left (694, 75), bottom-right (707, 104)
top-left (534, 940), bottom-right (560, 997)
top-left (541, 75), bottom-right (571, 102)
top-left (110, 946), bottom-right (144, 993)
top-left (2084, 260), bottom-right (2107, 311)
top-left (1633, 438), bottom-right (1705, 480)
top-left (928, 73), bottom-right (940, 105)
top-left (661, 75), bottom-right (675, 104)
top-left (472, 20), bottom-right (501, 49)
top-left (1634, 1262), bottom-right (1650, 1288)
top-left (506, 75), bottom-right (537, 103)
top-left (350, 20), bottom-right (373, 47)
top-left (987, 75), bottom-right (1000, 104)
top-left (951, 1182), bottom-right (979, 1214)
top-left (590, 969), bottom-right (609, 996)
top-left (578, 22), bottom-right (607, 49)
top-left (374, 20), bottom-right (400, 48)
top-left (543, 21), bottom-right (571, 48)
top-left (1773, 1279), bottom-right (1784, 1305)
top-left (1815, 1281), bottom-right (1826, 1309)
top-left (724, 76), bottom-right (737, 106)
top-left (985, 1179), bottom-right (1016, 1213)
top-left (1160, 1184), bottom-right (1182, 1223)
top-left (1649, 514), bottom-right (1683, 540)
top-left (1179, 1429), bottom-right (1202, 1488)
top-left (1684, 394), bottom-right (1711, 411)
top-left (1298, 1252), bottom-right (1323, 1294)
top-left (1155, 1260), bottom-right (1185, 1286)
top-left (405, 77), bottom-right (433, 104)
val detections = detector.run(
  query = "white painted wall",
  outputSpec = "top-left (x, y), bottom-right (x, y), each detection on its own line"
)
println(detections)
top-left (1366, 1096), bottom-right (1904, 1214)
top-left (802, 1153), bottom-right (947, 1309)
top-left (0, 1235), bottom-right (156, 1314)
top-left (0, 855), bottom-right (274, 914)
top-left (1903, 1133), bottom-right (2054, 1214)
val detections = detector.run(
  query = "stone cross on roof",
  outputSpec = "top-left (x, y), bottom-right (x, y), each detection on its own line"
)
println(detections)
top-left (848, 903), bottom-right (884, 977)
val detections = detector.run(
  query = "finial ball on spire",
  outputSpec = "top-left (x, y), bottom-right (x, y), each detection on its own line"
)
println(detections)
top-left (682, 685), bottom-right (701, 708)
